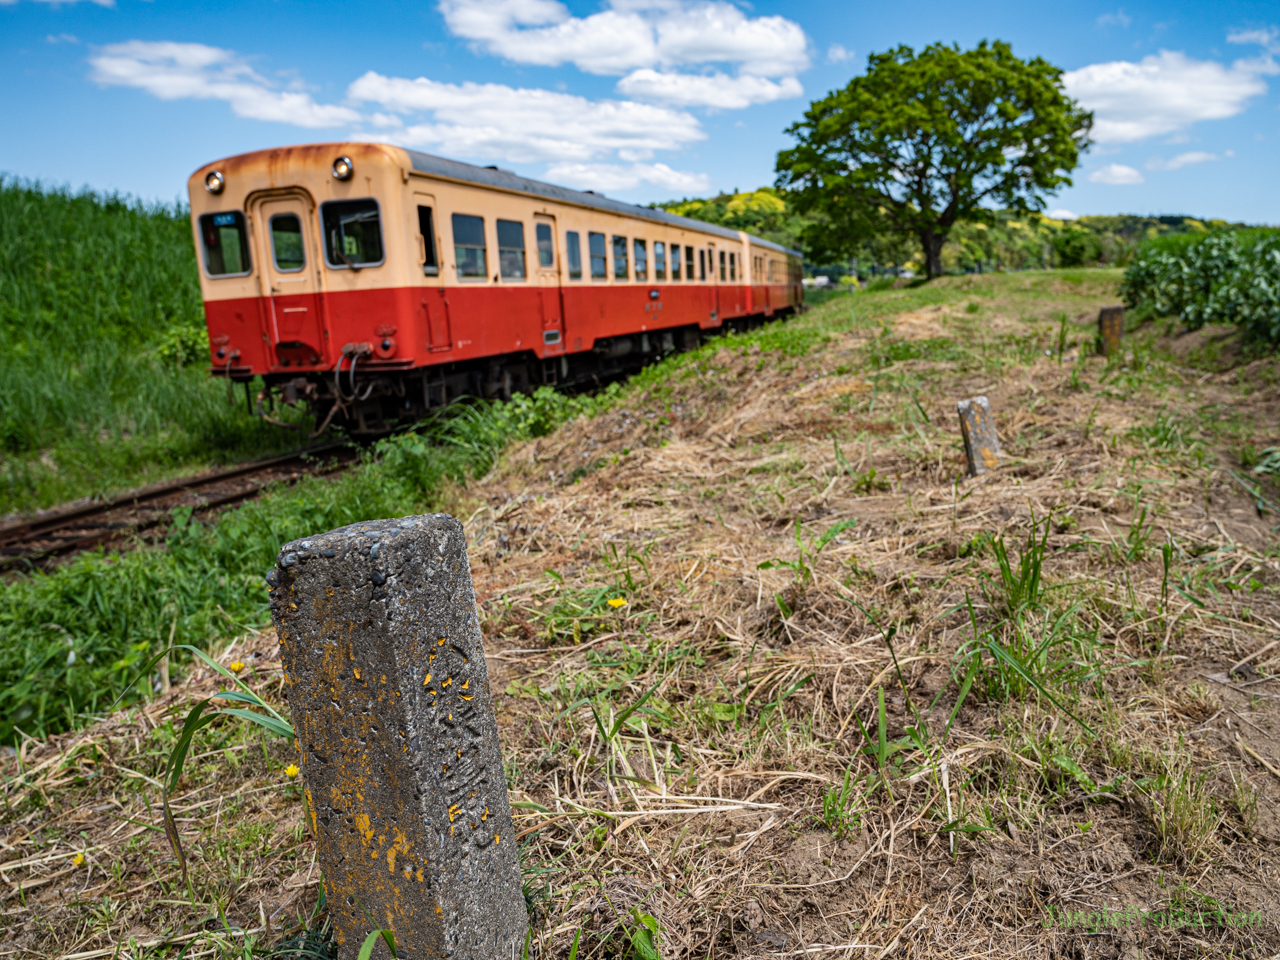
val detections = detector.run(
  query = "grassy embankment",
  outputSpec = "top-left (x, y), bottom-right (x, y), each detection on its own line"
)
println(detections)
top-left (0, 385), bottom-right (604, 743)
top-left (0, 178), bottom-right (617, 743)
top-left (4, 269), bottom-right (1279, 958)
top-left (0, 178), bottom-right (306, 517)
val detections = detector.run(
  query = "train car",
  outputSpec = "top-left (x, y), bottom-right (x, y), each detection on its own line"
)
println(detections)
top-left (187, 142), bottom-right (804, 435)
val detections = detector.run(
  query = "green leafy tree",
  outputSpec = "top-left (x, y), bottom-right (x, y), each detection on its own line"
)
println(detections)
top-left (776, 41), bottom-right (1092, 277)
top-left (655, 187), bottom-right (804, 249)
top-left (1052, 227), bottom-right (1103, 267)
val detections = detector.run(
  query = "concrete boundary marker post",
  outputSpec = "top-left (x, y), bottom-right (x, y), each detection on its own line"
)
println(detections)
top-left (1098, 305), bottom-right (1123, 357)
top-left (267, 514), bottom-right (526, 960)
top-left (957, 396), bottom-right (1000, 477)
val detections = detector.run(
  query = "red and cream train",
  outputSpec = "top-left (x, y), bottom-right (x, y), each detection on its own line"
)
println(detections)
top-left (188, 142), bottom-right (803, 434)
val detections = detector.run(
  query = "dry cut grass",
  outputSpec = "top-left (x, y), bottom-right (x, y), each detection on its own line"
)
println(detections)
top-left (4, 269), bottom-right (1280, 959)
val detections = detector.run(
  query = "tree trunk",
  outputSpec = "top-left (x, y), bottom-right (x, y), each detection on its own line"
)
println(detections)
top-left (922, 232), bottom-right (945, 279)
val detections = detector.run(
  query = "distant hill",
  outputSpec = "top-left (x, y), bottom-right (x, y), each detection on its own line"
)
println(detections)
top-left (654, 187), bottom-right (1255, 278)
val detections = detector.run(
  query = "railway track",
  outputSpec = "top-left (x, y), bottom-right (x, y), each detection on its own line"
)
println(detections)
top-left (0, 442), bottom-right (358, 571)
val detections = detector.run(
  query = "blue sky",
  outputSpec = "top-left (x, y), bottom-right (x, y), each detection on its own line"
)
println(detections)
top-left (2, 0), bottom-right (1278, 221)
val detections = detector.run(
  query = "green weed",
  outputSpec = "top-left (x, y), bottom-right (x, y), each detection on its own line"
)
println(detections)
top-left (1142, 751), bottom-right (1222, 865)
top-left (821, 766), bottom-right (864, 839)
top-left (981, 515), bottom-right (1050, 615)
top-left (758, 517), bottom-right (859, 589)
top-left (1128, 409), bottom-right (1197, 451)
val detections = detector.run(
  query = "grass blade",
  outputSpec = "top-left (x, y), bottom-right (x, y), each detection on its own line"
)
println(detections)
top-left (356, 929), bottom-right (398, 960)
top-left (985, 639), bottom-right (1095, 736)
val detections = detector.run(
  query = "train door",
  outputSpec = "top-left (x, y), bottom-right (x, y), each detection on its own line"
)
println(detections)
top-left (533, 214), bottom-right (565, 351)
top-left (254, 193), bottom-right (326, 367)
top-left (707, 242), bottom-right (720, 324)
top-left (414, 192), bottom-right (452, 353)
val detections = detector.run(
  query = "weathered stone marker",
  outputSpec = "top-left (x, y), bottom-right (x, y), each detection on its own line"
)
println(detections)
top-left (957, 396), bottom-right (1000, 477)
top-left (1098, 305), bottom-right (1124, 357)
top-left (267, 515), bottom-right (526, 960)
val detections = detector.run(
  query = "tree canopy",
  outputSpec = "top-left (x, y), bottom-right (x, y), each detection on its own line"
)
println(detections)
top-left (654, 187), bottom-right (800, 249)
top-left (775, 41), bottom-right (1092, 277)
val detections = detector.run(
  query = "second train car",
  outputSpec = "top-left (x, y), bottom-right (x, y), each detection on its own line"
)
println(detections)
top-left (188, 142), bottom-right (804, 435)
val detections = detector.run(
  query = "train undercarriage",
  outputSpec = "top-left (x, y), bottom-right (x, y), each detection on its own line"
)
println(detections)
top-left (231, 310), bottom-right (794, 437)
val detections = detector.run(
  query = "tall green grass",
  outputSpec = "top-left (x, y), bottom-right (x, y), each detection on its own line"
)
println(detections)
top-left (0, 178), bottom-right (300, 514)
top-left (0, 386), bottom-right (606, 744)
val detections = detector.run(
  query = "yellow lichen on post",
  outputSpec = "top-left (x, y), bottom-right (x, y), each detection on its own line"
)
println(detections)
top-left (268, 516), bottom-right (526, 959)
top-left (957, 395), bottom-right (1001, 477)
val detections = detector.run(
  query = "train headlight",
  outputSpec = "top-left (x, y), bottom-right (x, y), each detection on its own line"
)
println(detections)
top-left (204, 170), bottom-right (225, 194)
top-left (332, 156), bottom-right (354, 181)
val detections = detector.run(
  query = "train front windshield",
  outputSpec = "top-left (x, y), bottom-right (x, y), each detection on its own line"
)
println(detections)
top-left (322, 200), bottom-right (384, 267)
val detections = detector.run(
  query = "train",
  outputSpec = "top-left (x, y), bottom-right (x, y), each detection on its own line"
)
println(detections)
top-left (187, 142), bottom-right (804, 435)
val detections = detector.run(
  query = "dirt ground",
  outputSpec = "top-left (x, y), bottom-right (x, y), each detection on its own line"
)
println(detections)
top-left (3, 270), bottom-right (1280, 959)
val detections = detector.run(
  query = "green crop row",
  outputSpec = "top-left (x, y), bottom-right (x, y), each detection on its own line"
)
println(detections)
top-left (1120, 228), bottom-right (1280, 345)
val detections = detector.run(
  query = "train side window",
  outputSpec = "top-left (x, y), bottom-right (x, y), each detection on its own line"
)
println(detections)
top-left (686, 245), bottom-right (695, 281)
top-left (199, 211), bottom-right (251, 277)
top-left (417, 206), bottom-right (438, 276)
top-left (698, 249), bottom-right (706, 281)
top-left (536, 223), bottom-right (555, 268)
top-left (671, 244), bottom-right (680, 280)
top-left (634, 239), bottom-right (647, 281)
top-left (452, 214), bottom-right (487, 279)
top-left (654, 241), bottom-right (666, 280)
top-left (719, 250), bottom-right (726, 282)
top-left (729, 252), bottom-right (736, 282)
top-left (270, 214), bottom-right (304, 272)
top-left (589, 232), bottom-right (607, 279)
top-left (566, 231), bottom-right (583, 280)
top-left (322, 199), bottom-right (384, 268)
top-left (497, 219), bottom-right (526, 280)
top-left (613, 236), bottom-right (628, 280)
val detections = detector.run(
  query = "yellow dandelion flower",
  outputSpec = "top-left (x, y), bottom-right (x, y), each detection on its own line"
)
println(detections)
top-left (607, 598), bottom-right (627, 609)
top-left (285, 764), bottom-right (300, 780)
top-left (72, 852), bottom-right (85, 867)
top-left (229, 661), bottom-right (245, 673)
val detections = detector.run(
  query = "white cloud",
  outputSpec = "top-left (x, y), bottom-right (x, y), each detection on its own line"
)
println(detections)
top-left (1146, 151), bottom-right (1219, 170)
top-left (439, 0), bottom-right (656, 74)
top-left (440, 0), bottom-right (806, 76)
top-left (1088, 163), bottom-right (1145, 185)
top-left (616, 69), bottom-right (800, 108)
top-left (543, 160), bottom-right (710, 193)
top-left (88, 37), bottom-right (715, 194)
top-left (826, 44), bottom-right (853, 64)
top-left (46, 33), bottom-right (79, 44)
top-left (437, 0), bottom-right (808, 107)
top-left (1064, 50), bottom-right (1275, 143)
top-left (89, 41), bottom-right (361, 128)
top-left (1046, 208), bottom-right (1079, 220)
top-left (648, 3), bottom-right (808, 77)
top-left (1228, 26), bottom-right (1280, 54)
top-left (1096, 8), bottom-right (1131, 28)
top-left (347, 71), bottom-right (704, 164)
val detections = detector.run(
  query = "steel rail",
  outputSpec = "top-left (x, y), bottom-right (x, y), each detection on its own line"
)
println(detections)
top-left (0, 442), bottom-right (356, 570)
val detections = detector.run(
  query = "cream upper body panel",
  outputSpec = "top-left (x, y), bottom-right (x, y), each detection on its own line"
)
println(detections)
top-left (189, 142), bottom-right (792, 300)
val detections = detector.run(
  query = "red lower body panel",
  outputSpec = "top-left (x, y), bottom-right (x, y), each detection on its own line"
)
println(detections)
top-left (203, 281), bottom-right (798, 376)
